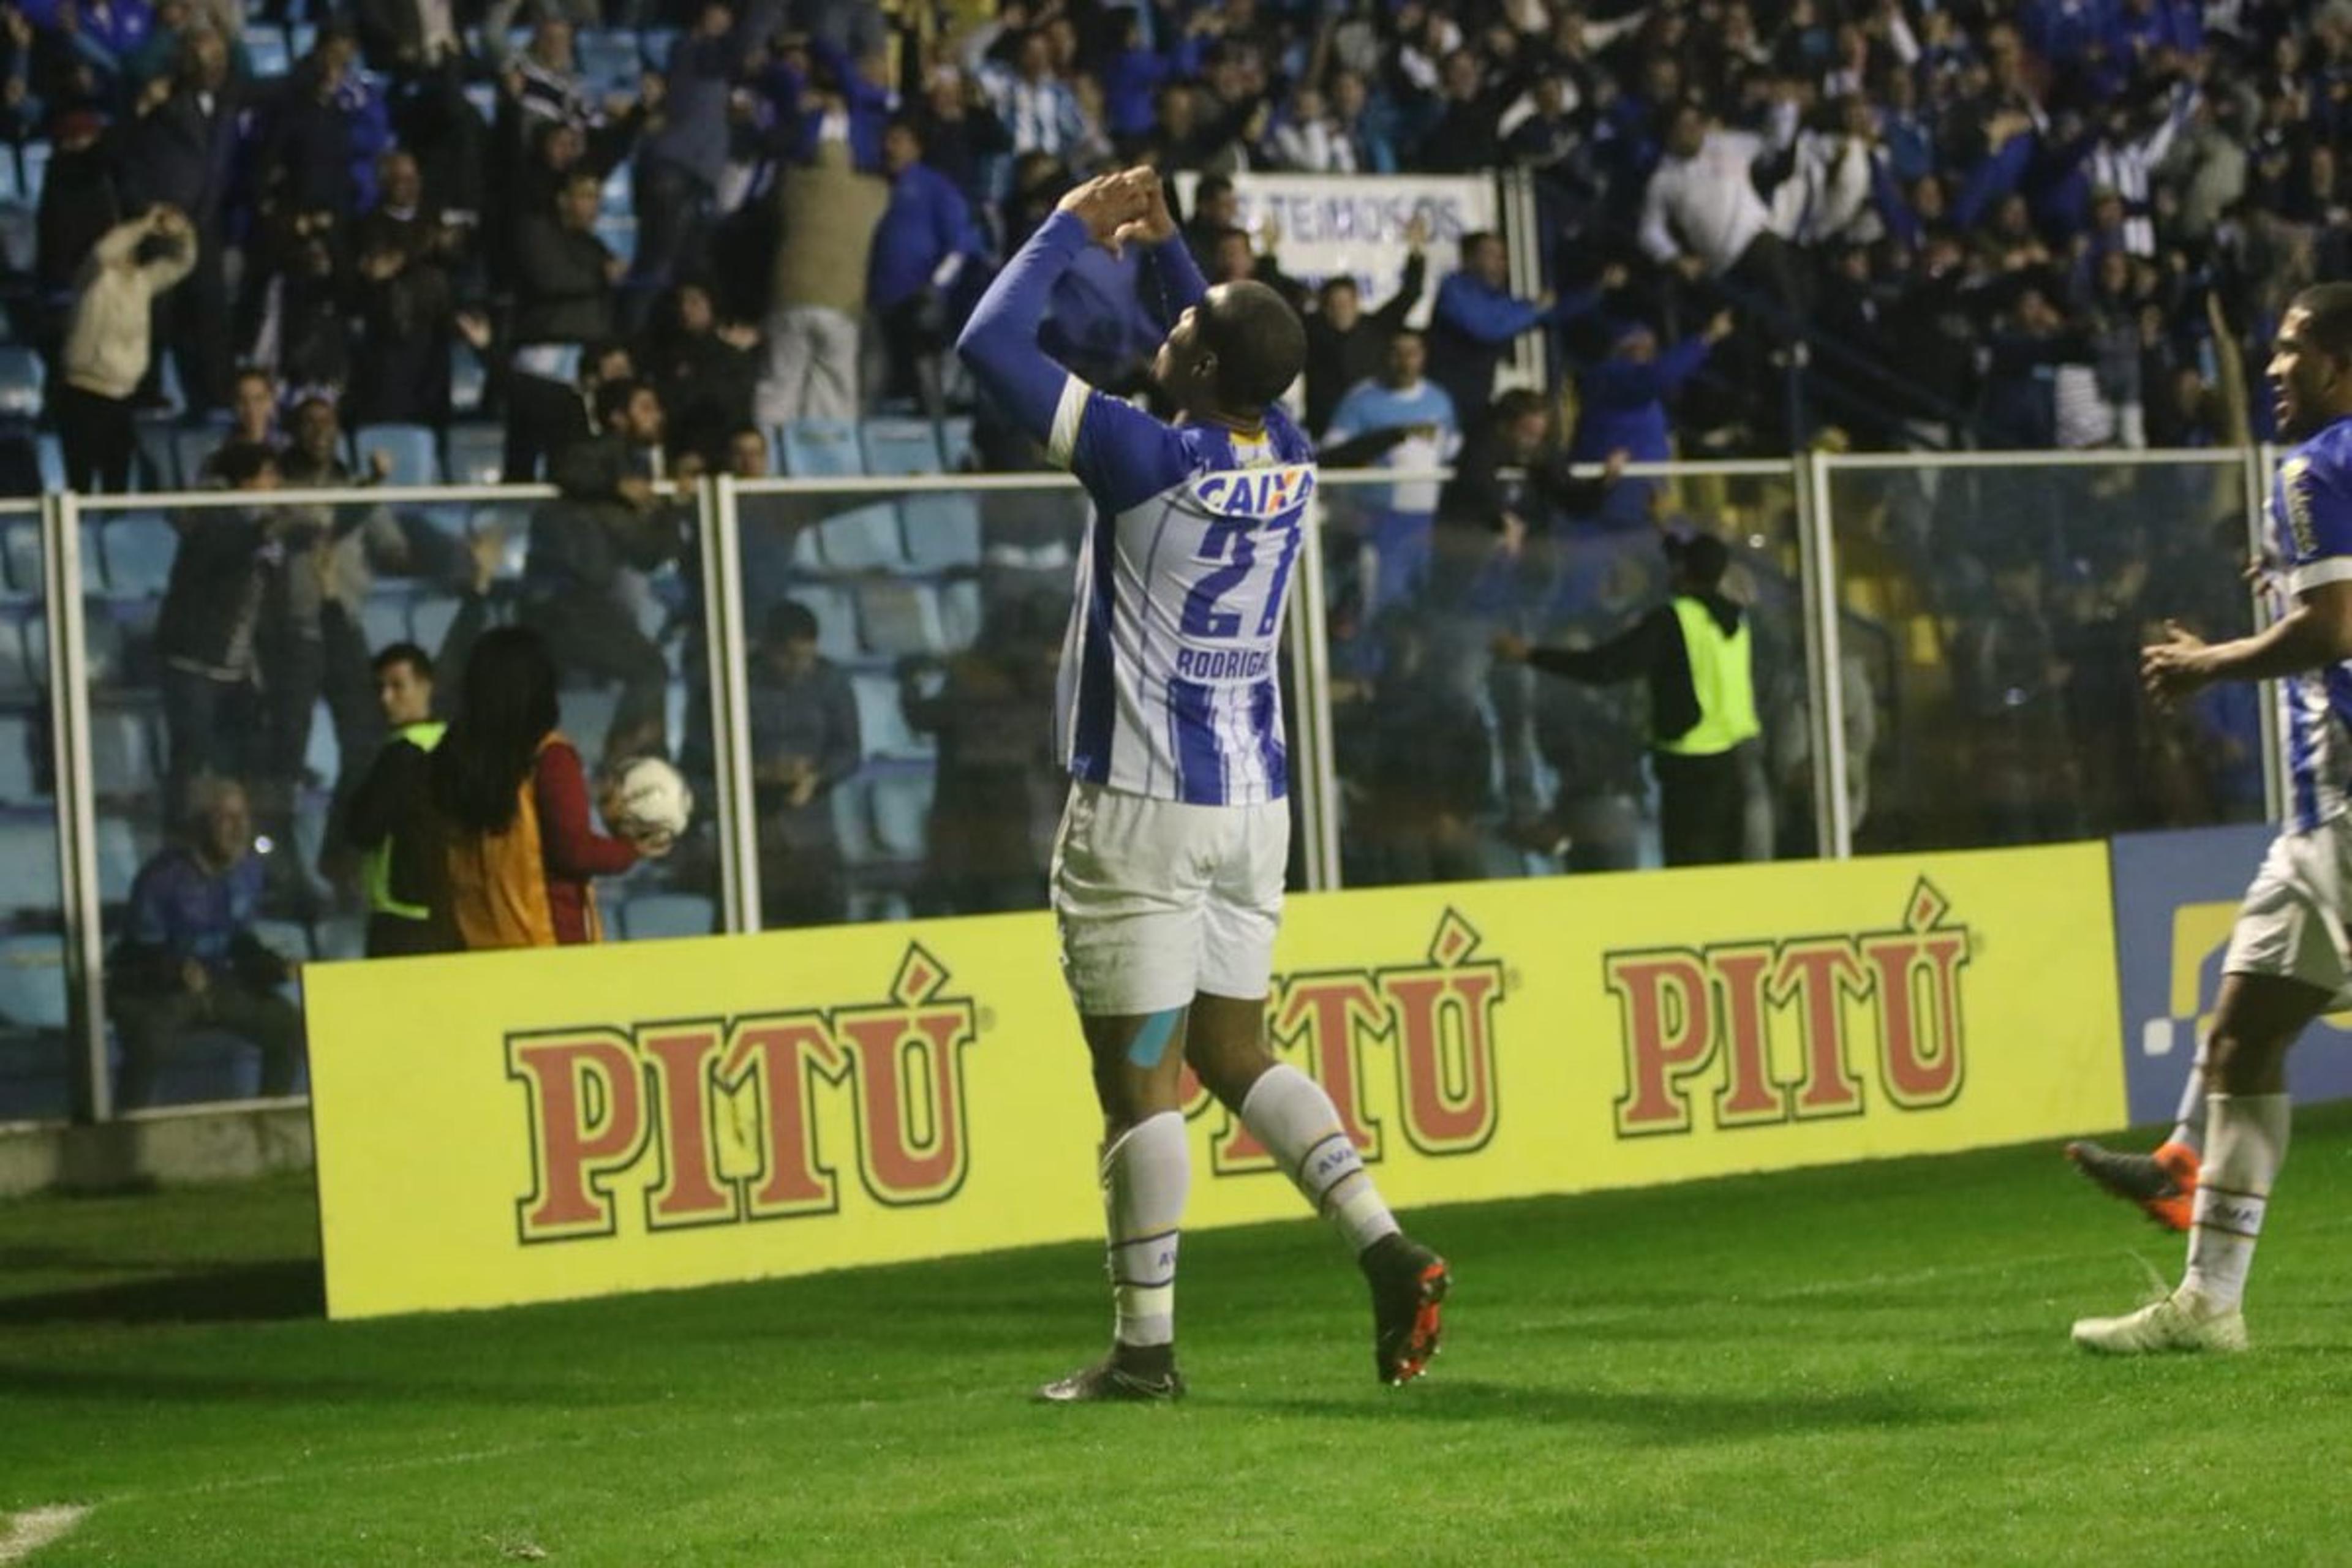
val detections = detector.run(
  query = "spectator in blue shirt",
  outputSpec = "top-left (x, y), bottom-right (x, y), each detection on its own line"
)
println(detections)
top-left (1426, 230), bottom-right (1618, 429)
top-left (870, 117), bottom-right (990, 417)
top-left (108, 777), bottom-right (304, 1108)
top-left (1325, 330), bottom-right (1458, 612)
top-left (1571, 312), bottom-right (1733, 530)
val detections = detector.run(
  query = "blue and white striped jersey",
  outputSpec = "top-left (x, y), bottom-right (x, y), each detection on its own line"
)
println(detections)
top-left (1046, 376), bottom-right (1316, 807)
top-left (2271, 415), bottom-right (2352, 834)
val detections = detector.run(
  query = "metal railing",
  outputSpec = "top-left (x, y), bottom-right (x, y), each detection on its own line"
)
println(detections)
top-left (0, 445), bottom-right (2284, 1124)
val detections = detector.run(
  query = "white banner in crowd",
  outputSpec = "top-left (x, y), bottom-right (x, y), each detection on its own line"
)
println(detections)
top-left (1175, 173), bottom-right (1499, 331)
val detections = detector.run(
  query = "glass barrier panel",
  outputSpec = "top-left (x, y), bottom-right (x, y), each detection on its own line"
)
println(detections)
top-left (1316, 462), bottom-right (1817, 886)
top-left (0, 505), bottom-right (70, 1123)
top-left (1825, 456), bottom-right (2261, 853)
top-left (78, 483), bottom-right (722, 1110)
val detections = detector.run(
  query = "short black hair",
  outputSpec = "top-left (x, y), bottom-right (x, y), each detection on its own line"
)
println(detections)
top-left (1460, 229), bottom-right (1502, 255)
top-left (595, 377), bottom-right (653, 428)
top-left (1201, 281), bottom-right (1306, 407)
top-left (373, 641), bottom-right (432, 680)
top-left (766, 600), bottom-right (819, 644)
top-left (1666, 531), bottom-right (1730, 588)
top-left (885, 114), bottom-right (922, 144)
top-left (212, 441), bottom-right (278, 488)
top-left (2294, 282), bottom-right (2352, 362)
top-left (1489, 387), bottom-right (1548, 425)
top-left (1317, 274), bottom-right (1359, 303)
top-left (1196, 173), bottom-right (1235, 205)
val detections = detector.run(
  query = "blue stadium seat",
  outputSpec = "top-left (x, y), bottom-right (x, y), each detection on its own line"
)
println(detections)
top-left (249, 918), bottom-right (312, 967)
top-left (35, 433), bottom-right (62, 492)
top-left (172, 426), bottom-right (225, 489)
top-left (1, 522), bottom-right (39, 600)
top-left (361, 590), bottom-right (410, 653)
top-left (0, 818), bottom-right (58, 912)
top-left (850, 672), bottom-right (929, 759)
top-left (869, 772), bottom-right (934, 859)
top-left (778, 419), bottom-right (865, 478)
top-left (815, 505), bottom-right (903, 573)
top-left (0, 346), bottom-right (43, 420)
top-left (13, 141), bottom-right (43, 206)
top-left (0, 932), bottom-right (66, 1030)
top-left (29, 606), bottom-right (123, 687)
top-left (0, 714), bottom-right (38, 804)
top-left (854, 579), bottom-right (944, 656)
top-left (594, 214), bottom-right (637, 266)
top-left (134, 417), bottom-right (178, 488)
top-left (558, 685), bottom-right (619, 764)
top-left (93, 812), bottom-right (141, 903)
top-left (861, 418), bottom-right (944, 477)
top-left (450, 341), bottom-right (488, 417)
top-left (77, 521), bottom-right (106, 594)
top-left (830, 778), bottom-right (881, 869)
top-left (462, 81), bottom-right (497, 122)
top-left (0, 617), bottom-right (28, 696)
top-left (938, 416), bottom-right (975, 472)
top-left (938, 580), bottom-right (983, 650)
top-left (410, 593), bottom-right (461, 655)
top-left (301, 696), bottom-right (339, 788)
top-left (619, 892), bottom-right (715, 942)
top-left (0, 150), bottom-right (18, 204)
top-left (578, 29), bottom-right (642, 92)
top-left (445, 423), bottom-right (505, 487)
top-left (288, 21), bottom-right (317, 59)
top-left (314, 915), bottom-right (365, 961)
top-left (356, 423), bottom-right (441, 486)
top-left (104, 514), bottom-right (179, 598)
top-left (86, 706), bottom-right (156, 796)
top-left (600, 160), bottom-right (633, 217)
top-left (245, 24), bottom-right (292, 75)
top-left (640, 26), bottom-right (679, 69)
top-left (901, 494), bottom-right (982, 573)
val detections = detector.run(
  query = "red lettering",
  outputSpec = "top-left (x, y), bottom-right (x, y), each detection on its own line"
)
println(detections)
top-left (1388, 969), bottom-right (1499, 1154)
top-left (837, 1006), bottom-right (974, 1203)
top-left (509, 1031), bottom-right (647, 1240)
top-left (720, 1017), bottom-right (845, 1217)
top-left (640, 1025), bottom-right (734, 1227)
top-left (1607, 952), bottom-right (1714, 1134)
top-left (1771, 941), bottom-right (1869, 1117)
top-left (1709, 944), bottom-right (1787, 1125)
top-left (1867, 882), bottom-right (1969, 1109)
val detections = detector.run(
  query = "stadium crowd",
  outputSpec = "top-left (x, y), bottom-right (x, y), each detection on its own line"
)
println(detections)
top-left (0, 0), bottom-right (2324, 1108)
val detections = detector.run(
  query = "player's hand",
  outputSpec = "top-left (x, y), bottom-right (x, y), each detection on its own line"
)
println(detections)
top-left (1705, 309), bottom-right (1736, 343)
top-left (1106, 167), bottom-right (1177, 252)
top-left (1491, 631), bottom-right (1531, 664)
top-left (1404, 211), bottom-right (1431, 252)
top-left (630, 826), bottom-right (677, 858)
top-left (1057, 172), bottom-right (1144, 250)
top-left (2141, 620), bottom-right (2214, 711)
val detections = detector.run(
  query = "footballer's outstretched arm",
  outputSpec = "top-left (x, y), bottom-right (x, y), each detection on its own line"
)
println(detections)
top-left (957, 208), bottom-right (1098, 448)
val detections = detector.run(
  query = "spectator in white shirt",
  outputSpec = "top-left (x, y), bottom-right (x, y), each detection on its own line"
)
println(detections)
top-left (982, 30), bottom-right (1096, 161)
top-left (1640, 101), bottom-right (1810, 332)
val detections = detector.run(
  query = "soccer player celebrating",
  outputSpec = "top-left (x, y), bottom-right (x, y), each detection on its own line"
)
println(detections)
top-left (2071, 283), bottom-right (2352, 1354)
top-left (957, 168), bottom-right (1450, 1401)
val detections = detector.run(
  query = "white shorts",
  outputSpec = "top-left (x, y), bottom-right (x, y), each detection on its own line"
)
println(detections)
top-left (2225, 818), bottom-right (2352, 1007)
top-left (1051, 780), bottom-right (1289, 1017)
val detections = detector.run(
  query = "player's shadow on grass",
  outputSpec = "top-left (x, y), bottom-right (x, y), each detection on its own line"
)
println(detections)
top-left (0, 1260), bottom-right (323, 1326)
top-left (1259, 1379), bottom-right (1969, 1445)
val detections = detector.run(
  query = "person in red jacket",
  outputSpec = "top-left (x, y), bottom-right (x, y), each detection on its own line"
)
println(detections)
top-left (424, 627), bottom-right (669, 949)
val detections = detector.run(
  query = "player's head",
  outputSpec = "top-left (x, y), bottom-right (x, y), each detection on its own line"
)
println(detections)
top-left (763, 600), bottom-right (821, 677)
top-left (1209, 225), bottom-right (1256, 284)
top-left (726, 423), bottom-right (772, 478)
top-left (2270, 283), bottom-right (2352, 441)
top-left (597, 378), bottom-right (666, 446)
top-left (1153, 280), bottom-right (1306, 419)
top-left (373, 642), bottom-right (434, 728)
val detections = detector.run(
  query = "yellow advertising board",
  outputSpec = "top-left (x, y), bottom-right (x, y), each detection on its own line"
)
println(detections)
top-left (304, 843), bottom-right (2125, 1319)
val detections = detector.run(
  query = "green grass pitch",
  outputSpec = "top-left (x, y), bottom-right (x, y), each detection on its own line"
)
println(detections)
top-left (8, 1107), bottom-right (2352, 1566)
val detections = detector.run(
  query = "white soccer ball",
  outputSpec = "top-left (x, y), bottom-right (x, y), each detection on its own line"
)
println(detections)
top-left (604, 756), bottom-right (694, 841)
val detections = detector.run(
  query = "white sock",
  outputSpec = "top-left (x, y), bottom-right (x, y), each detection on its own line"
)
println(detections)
top-left (1103, 1112), bottom-right (1188, 1349)
top-left (1237, 1064), bottom-right (1400, 1256)
top-left (2168, 1045), bottom-right (2209, 1156)
top-left (2181, 1092), bottom-right (2290, 1311)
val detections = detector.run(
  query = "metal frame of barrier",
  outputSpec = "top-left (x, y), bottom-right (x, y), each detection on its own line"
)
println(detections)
top-left (9, 448), bottom-right (2285, 1123)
